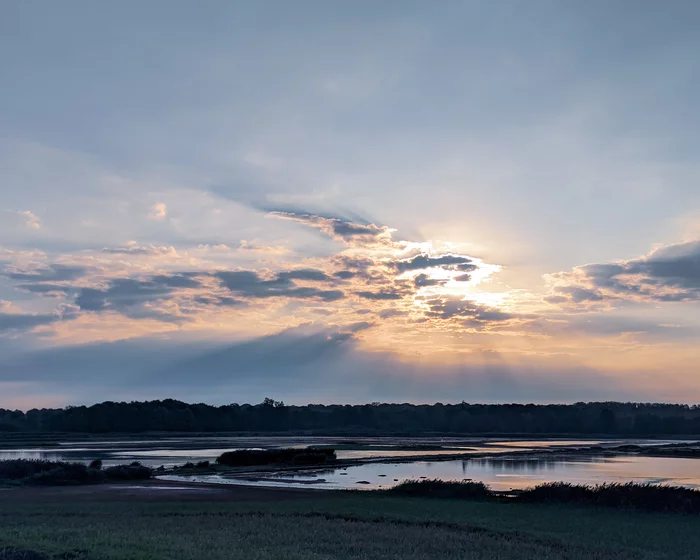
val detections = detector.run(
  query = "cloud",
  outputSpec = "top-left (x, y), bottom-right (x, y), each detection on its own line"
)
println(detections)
top-left (100, 243), bottom-right (178, 256)
top-left (15, 283), bottom-right (70, 297)
top-left (0, 305), bottom-right (75, 335)
top-left (394, 254), bottom-right (478, 274)
top-left (423, 294), bottom-right (514, 324)
top-left (355, 290), bottom-right (404, 300)
top-left (237, 240), bottom-right (289, 255)
top-left (414, 273), bottom-right (445, 287)
top-left (148, 202), bottom-right (168, 220)
top-left (4, 264), bottom-right (86, 282)
top-left (277, 268), bottom-right (330, 282)
top-left (74, 275), bottom-right (200, 313)
top-left (0, 312), bottom-right (60, 334)
top-left (193, 295), bottom-right (247, 307)
top-left (0, 325), bottom-right (661, 404)
top-left (18, 210), bottom-right (41, 230)
top-left (214, 270), bottom-right (345, 301)
top-left (378, 309), bottom-right (408, 319)
top-left (547, 239), bottom-right (700, 304)
top-left (268, 211), bottom-right (394, 246)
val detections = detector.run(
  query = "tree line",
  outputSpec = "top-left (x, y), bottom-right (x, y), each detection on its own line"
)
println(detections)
top-left (1, 399), bottom-right (700, 435)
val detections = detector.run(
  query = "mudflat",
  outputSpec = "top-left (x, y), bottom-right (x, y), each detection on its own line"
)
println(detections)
top-left (0, 479), bottom-right (327, 503)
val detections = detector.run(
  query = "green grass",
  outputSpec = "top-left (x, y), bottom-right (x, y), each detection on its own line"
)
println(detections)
top-left (1, 493), bottom-right (699, 559)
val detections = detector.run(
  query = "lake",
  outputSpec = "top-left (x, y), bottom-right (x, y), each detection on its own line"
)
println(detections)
top-left (163, 455), bottom-right (700, 491)
top-left (1, 436), bottom-right (697, 490)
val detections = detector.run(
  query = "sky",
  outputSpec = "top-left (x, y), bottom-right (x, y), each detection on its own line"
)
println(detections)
top-left (1, 0), bottom-right (700, 409)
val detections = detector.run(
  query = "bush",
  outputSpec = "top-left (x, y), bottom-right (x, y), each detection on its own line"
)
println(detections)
top-left (517, 482), bottom-right (700, 513)
top-left (182, 462), bottom-right (196, 469)
top-left (103, 464), bottom-right (152, 481)
top-left (89, 459), bottom-right (103, 470)
top-left (196, 460), bottom-right (210, 468)
top-left (216, 448), bottom-right (336, 467)
top-left (388, 479), bottom-right (491, 499)
top-left (0, 459), bottom-right (151, 485)
top-left (28, 463), bottom-right (103, 485)
top-left (0, 459), bottom-right (61, 480)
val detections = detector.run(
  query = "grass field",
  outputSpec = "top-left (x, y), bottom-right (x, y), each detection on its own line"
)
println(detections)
top-left (1, 484), bottom-right (699, 559)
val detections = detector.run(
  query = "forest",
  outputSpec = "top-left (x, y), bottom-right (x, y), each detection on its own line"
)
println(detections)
top-left (1, 399), bottom-right (700, 435)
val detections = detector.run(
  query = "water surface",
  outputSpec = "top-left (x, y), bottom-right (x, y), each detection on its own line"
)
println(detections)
top-left (162, 455), bottom-right (700, 491)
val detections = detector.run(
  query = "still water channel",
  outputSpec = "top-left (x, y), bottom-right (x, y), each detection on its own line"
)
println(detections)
top-left (2, 437), bottom-right (697, 491)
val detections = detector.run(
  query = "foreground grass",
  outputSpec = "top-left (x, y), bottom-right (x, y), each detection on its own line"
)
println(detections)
top-left (388, 479), bottom-right (700, 514)
top-left (1, 492), bottom-right (700, 560)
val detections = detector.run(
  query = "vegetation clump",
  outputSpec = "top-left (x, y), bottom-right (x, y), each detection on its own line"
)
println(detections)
top-left (517, 482), bottom-right (700, 513)
top-left (216, 447), bottom-right (336, 467)
top-left (387, 479), bottom-right (700, 514)
top-left (388, 479), bottom-right (490, 499)
top-left (0, 459), bottom-right (151, 485)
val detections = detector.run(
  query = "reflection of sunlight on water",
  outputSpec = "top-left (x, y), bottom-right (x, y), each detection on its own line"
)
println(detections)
top-left (5, 436), bottom-right (700, 490)
top-left (159, 456), bottom-right (700, 492)
top-left (0, 451), bottom-right (64, 461)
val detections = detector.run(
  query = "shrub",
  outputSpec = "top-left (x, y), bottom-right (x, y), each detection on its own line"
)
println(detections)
top-left (89, 459), bottom-right (103, 470)
top-left (103, 464), bottom-right (152, 481)
top-left (0, 459), bottom-right (151, 485)
top-left (517, 482), bottom-right (700, 513)
top-left (28, 463), bottom-right (103, 485)
top-left (216, 448), bottom-right (336, 467)
top-left (388, 479), bottom-right (491, 499)
top-left (182, 462), bottom-right (196, 469)
top-left (0, 459), bottom-right (61, 480)
top-left (196, 460), bottom-right (210, 468)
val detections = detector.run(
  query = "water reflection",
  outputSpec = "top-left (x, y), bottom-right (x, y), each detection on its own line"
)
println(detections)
top-left (162, 455), bottom-right (700, 492)
top-left (2, 436), bottom-right (700, 488)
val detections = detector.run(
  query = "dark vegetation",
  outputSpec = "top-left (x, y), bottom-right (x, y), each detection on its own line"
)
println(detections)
top-left (389, 479), bottom-right (700, 514)
top-left (180, 461), bottom-right (211, 469)
top-left (388, 479), bottom-right (490, 499)
top-left (0, 459), bottom-right (150, 485)
top-left (3, 399), bottom-right (700, 435)
top-left (2, 492), bottom-right (700, 560)
top-left (0, 548), bottom-right (55, 560)
top-left (216, 447), bottom-right (336, 467)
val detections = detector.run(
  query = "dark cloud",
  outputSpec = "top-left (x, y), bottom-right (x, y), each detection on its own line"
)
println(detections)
top-left (16, 283), bottom-right (71, 296)
top-left (214, 270), bottom-right (344, 302)
top-left (424, 295), bottom-right (514, 323)
top-left (550, 240), bottom-right (700, 304)
top-left (194, 296), bottom-right (247, 307)
top-left (547, 286), bottom-right (605, 304)
top-left (5, 264), bottom-right (86, 282)
top-left (356, 290), bottom-right (403, 300)
top-left (277, 269), bottom-right (329, 282)
top-left (70, 274), bottom-right (202, 323)
top-left (394, 254), bottom-right (477, 274)
top-left (76, 282), bottom-right (161, 312)
top-left (151, 274), bottom-right (201, 288)
top-left (414, 273), bottom-right (445, 287)
top-left (378, 309), bottom-right (408, 319)
top-left (268, 211), bottom-right (391, 246)
top-left (0, 312), bottom-right (62, 334)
